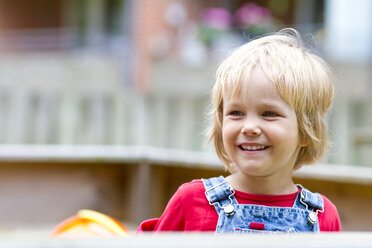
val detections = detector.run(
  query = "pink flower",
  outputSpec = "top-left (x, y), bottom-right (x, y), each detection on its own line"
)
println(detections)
top-left (235, 3), bottom-right (273, 28)
top-left (200, 8), bottom-right (232, 30)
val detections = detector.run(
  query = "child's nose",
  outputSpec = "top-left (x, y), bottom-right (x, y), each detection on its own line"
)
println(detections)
top-left (241, 120), bottom-right (262, 136)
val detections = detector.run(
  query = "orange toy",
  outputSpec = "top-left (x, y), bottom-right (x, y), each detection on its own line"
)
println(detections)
top-left (51, 209), bottom-right (129, 238)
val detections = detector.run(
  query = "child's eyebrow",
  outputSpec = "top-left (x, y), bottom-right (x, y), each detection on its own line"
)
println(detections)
top-left (223, 100), bottom-right (243, 108)
top-left (259, 101), bottom-right (294, 115)
top-left (260, 99), bottom-right (292, 108)
top-left (260, 101), bottom-right (282, 108)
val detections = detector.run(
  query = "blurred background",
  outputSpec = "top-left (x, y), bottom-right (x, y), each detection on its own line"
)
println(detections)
top-left (0, 0), bottom-right (371, 234)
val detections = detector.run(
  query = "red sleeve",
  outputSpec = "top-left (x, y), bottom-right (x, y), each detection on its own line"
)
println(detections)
top-left (318, 195), bottom-right (341, 231)
top-left (137, 218), bottom-right (159, 232)
top-left (153, 180), bottom-right (217, 231)
top-left (153, 183), bottom-right (187, 231)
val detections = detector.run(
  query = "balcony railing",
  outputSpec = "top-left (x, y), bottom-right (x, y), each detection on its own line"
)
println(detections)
top-left (0, 41), bottom-right (371, 165)
top-left (0, 54), bottom-right (209, 152)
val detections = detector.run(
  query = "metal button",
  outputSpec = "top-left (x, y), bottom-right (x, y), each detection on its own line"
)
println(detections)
top-left (224, 204), bottom-right (235, 216)
top-left (308, 212), bottom-right (317, 225)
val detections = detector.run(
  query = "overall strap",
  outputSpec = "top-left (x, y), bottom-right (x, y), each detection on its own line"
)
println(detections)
top-left (202, 176), bottom-right (238, 216)
top-left (297, 185), bottom-right (324, 226)
top-left (299, 187), bottom-right (324, 210)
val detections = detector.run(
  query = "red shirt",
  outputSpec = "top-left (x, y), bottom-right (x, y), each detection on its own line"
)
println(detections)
top-left (137, 180), bottom-right (341, 232)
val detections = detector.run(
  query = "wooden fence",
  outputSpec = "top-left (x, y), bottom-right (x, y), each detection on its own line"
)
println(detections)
top-left (1, 55), bottom-right (372, 166)
top-left (0, 55), bottom-right (210, 152)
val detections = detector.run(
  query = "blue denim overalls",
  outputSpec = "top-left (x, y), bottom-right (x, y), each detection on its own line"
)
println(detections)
top-left (202, 176), bottom-right (324, 233)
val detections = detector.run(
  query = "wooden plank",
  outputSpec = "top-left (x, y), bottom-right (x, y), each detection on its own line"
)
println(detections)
top-left (111, 94), bottom-right (126, 145)
top-left (58, 93), bottom-right (79, 144)
top-left (0, 233), bottom-right (371, 248)
top-left (33, 92), bottom-right (55, 144)
top-left (6, 88), bottom-right (28, 143)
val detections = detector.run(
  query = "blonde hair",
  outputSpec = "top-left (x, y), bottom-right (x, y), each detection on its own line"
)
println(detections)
top-left (208, 28), bottom-right (335, 172)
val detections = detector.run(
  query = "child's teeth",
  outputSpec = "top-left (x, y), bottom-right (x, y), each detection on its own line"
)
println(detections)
top-left (242, 145), bottom-right (265, 151)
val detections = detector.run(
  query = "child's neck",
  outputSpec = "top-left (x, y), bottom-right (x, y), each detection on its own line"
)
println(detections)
top-left (225, 173), bottom-right (298, 195)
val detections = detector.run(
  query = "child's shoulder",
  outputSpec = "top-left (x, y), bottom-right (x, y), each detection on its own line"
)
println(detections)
top-left (177, 179), bottom-right (205, 195)
top-left (319, 194), bottom-right (339, 214)
top-left (170, 179), bottom-right (210, 208)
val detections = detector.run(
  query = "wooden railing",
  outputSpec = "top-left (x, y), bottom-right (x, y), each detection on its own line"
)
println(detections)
top-left (0, 55), bottom-right (210, 152)
top-left (1, 54), bottom-right (372, 166)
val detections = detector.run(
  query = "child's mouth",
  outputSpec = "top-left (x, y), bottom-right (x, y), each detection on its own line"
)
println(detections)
top-left (239, 145), bottom-right (268, 151)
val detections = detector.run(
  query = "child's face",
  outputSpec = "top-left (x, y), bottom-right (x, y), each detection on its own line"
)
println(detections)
top-left (222, 67), bottom-right (304, 183)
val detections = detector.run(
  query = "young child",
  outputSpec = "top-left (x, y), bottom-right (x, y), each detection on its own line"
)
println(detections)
top-left (138, 28), bottom-right (341, 233)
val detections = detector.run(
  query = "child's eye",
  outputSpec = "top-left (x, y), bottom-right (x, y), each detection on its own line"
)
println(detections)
top-left (229, 111), bottom-right (244, 116)
top-left (262, 111), bottom-right (279, 117)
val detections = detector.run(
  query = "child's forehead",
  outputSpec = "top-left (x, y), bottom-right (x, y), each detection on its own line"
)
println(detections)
top-left (222, 67), bottom-right (276, 98)
top-left (221, 72), bottom-right (295, 111)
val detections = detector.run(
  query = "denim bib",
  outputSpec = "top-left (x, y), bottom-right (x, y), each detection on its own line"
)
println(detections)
top-left (202, 176), bottom-right (324, 233)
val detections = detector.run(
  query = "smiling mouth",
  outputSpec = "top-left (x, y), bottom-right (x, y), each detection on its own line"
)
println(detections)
top-left (239, 145), bottom-right (268, 151)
